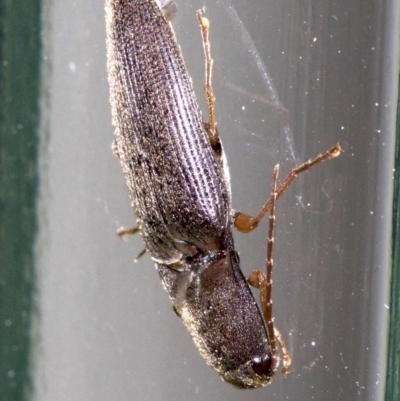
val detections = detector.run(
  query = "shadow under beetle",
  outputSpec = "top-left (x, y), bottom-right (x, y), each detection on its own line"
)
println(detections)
top-left (105, 0), bottom-right (341, 388)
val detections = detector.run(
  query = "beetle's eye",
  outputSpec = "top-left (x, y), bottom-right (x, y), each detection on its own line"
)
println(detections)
top-left (251, 356), bottom-right (272, 377)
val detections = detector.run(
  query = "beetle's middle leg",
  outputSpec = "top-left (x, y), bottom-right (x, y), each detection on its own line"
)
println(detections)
top-left (234, 143), bottom-right (341, 233)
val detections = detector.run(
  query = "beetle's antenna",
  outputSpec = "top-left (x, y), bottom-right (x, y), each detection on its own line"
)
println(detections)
top-left (263, 165), bottom-right (291, 373)
top-left (261, 165), bottom-right (279, 355)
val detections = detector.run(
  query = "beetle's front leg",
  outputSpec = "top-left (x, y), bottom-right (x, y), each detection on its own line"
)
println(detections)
top-left (117, 225), bottom-right (140, 237)
top-left (116, 225), bottom-right (146, 262)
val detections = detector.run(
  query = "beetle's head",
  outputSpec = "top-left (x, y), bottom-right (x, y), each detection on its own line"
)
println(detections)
top-left (221, 350), bottom-right (279, 388)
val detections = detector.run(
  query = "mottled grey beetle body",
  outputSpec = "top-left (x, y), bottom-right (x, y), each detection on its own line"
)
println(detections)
top-left (105, 0), bottom-right (276, 388)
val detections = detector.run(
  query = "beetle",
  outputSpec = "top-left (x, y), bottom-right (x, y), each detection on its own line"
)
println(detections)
top-left (105, 0), bottom-right (340, 388)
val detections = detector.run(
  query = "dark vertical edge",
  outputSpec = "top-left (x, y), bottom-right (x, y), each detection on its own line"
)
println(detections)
top-left (0, 0), bottom-right (42, 399)
top-left (386, 74), bottom-right (400, 399)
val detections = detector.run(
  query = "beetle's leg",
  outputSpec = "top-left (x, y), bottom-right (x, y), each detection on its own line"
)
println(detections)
top-left (274, 327), bottom-right (291, 374)
top-left (196, 10), bottom-right (219, 148)
top-left (263, 165), bottom-right (278, 357)
top-left (117, 225), bottom-right (141, 237)
top-left (248, 166), bottom-right (279, 358)
top-left (247, 269), bottom-right (263, 289)
top-left (234, 143), bottom-right (341, 233)
top-left (117, 225), bottom-right (147, 261)
top-left (248, 166), bottom-right (292, 374)
top-left (134, 248), bottom-right (147, 263)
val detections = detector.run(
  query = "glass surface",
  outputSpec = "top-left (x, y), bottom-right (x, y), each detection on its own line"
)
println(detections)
top-left (386, 80), bottom-right (400, 401)
top-left (31, 0), bottom-right (399, 400)
top-left (0, 1), bottom-right (42, 400)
